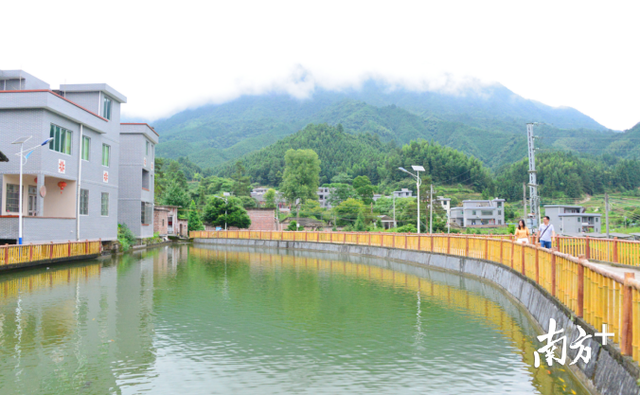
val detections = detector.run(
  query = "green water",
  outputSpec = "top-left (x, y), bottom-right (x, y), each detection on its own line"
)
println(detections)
top-left (0, 245), bottom-right (590, 394)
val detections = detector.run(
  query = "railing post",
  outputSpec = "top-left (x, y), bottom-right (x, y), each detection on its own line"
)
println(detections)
top-left (535, 246), bottom-right (539, 284)
top-left (465, 236), bottom-right (469, 257)
top-left (585, 236), bottom-right (590, 260)
top-left (29, 244), bottom-right (33, 261)
top-left (432, 235), bottom-right (435, 253)
top-left (510, 240), bottom-right (514, 269)
top-left (4, 245), bottom-right (8, 263)
top-left (68, 241), bottom-right (71, 257)
top-left (577, 255), bottom-right (585, 318)
top-left (521, 245), bottom-right (526, 275)
top-left (380, 232), bottom-right (384, 247)
top-left (85, 239), bottom-right (89, 255)
top-left (499, 239), bottom-right (503, 264)
top-left (392, 234), bottom-right (395, 248)
top-left (621, 272), bottom-right (635, 356)
top-left (484, 239), bottom-right (488, 260)
top-left (404, 234), bottom-right (407, 249)
top-left (551, 248), bottom-right (557, 297)
top-left (417, 235), bottom-right (420, 250)
top-left (50, 241), bottom-right (53, 260)
top-left (305, 231), bottom-right (308, 242)
top-left (613, 237), bottom-right (619, 263)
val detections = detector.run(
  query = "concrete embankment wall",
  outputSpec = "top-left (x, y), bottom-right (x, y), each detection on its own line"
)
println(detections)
top-left (194, 238), bottom-right (640, 395)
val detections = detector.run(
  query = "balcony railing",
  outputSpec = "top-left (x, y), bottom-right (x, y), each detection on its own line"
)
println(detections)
top-left (0, 240), bottom-right (102, 268)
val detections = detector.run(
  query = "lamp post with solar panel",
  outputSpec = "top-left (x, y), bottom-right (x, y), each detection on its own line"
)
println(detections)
top-left (398, 165), bottom-right (425, 234)
top-left (12, 136), bottom-right (53, 245)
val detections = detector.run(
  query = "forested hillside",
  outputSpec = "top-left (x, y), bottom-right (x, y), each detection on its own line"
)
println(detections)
top-left (496, 151), bottom-right (640, 200)
top-left (153, 80), bottom-right (632, 170)
top-left (215, 124), bottom-right (494, 192)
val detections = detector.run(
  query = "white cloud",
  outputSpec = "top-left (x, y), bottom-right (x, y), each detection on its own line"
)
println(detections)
top-left (1, 0), bottom-right (639, 130)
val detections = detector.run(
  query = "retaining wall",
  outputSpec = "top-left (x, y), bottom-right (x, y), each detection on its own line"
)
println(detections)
top-left (195, 237), bottom-right (640, 395)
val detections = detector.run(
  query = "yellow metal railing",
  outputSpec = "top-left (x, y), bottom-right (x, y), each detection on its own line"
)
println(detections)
top-left (191, 230), bottom-right (640, 366)
top-left (0, 240), bottom-right (102, 268)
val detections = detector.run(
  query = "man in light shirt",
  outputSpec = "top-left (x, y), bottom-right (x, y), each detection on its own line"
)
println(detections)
top-left (537, 216), bottom-right (556, 249)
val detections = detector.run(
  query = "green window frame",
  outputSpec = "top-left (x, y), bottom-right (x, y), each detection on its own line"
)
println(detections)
top-left (81, 136), bottom-right (90, 161)
top-left (49, 124), bottom-right (72, 155)
top-left (101, 193), bottom-right (109, 216)
top-left (80, 189), bottom-right (89, 215)
top-left (141, 202), bottom-right (152, 225)
top-left (5, 184), bottom-right (20, 213)
top-left (102, 144), bottom-right (110, 167)
top-left (146, 140), bottom-right (149, 155)
top-left (103, 96), bottom-right (112, 120)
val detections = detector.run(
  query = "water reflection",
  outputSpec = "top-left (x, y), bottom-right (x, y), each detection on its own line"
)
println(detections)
top-left (0, 245), bottom-right (589, 395)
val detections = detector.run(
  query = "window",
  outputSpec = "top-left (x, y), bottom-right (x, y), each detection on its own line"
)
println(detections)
top-left (49, 124), bottom-right (72, 155)
top-left (481, 210), bottom-right (493, 216)
top-left (6, 184), bottom-right (20, 213)
top-left (472, 210), bottom-right (476, 215)
top-left (101, 193), bottom-right (109, 216)
top-left (103, 95), bottom-right (112, 120)
top-left (81, 136), bottom-right (90, 161)
top-left (498, 210), bottom-right (502, 215)
top-left (141, 202), bottom-right (152, 225)
top-left (102, 144), bottom-right (110, 167)
top-left (142, 169), bottom-right (150, 189)
top-left (80, 189), bottom-right (89, 215)
top-left (498, 220), bottom-right (502, 225)
top-left (146, 140), bottom-right (150, 155)
top-left (596, 218), bottom-right (599, 222)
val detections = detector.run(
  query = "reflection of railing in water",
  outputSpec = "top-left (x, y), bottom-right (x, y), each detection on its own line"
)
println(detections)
top-left (0, 264), bottom-right (101, 299)
top-left (0, 240), bottom-right (102, 268)
top-left (190, 247), bottom-right (559, 388)
top-left (191, 230), bottom-right (640, 366)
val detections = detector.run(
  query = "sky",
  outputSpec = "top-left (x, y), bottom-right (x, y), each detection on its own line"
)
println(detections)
top-left (2, 0), bottom-right (639, 130)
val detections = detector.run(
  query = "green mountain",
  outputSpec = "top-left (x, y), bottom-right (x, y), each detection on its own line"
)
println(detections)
top-left (214, 123), bottom-right (494, 192)
top-left (154, 80), bottom-right (630, 170)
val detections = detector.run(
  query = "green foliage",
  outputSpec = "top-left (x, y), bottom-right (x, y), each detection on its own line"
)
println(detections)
top-left (388, 224), bottom-right (417, 233)
top-left (496, 151), bottom-right (640, 200)
top-left (264, 188), bottom-right (276, 208)
top-left (239, 196), bottom-right (257, 209)
top-left (333, 198), bottom-right (365, 226)
top-left (118, 223), bottom-right (136, 252)
top-left (331, 172), bottom-right (353, 184)
top-left (187, 200), bottom-right (205, 232)
top-left (202, 196), bottom-right (251, 229)
top-left (231, 161), bottom-right (251, 197)
top-left (286, 220), bottom-right (298, 231)
top-left (280, 148), bottom-right (321, 208)
top-left (353, 175), bottom-right (375, 204)
top-left (326, 183), bottom-right (357, 206)
top-left (299, 200), bottom-right (324, 219)
top-left (354, 212), bottom-right (366, 231)
top-left (507, 224), bottom-right (516, 234)
top-left (161, 179), bottom-right (190, 208)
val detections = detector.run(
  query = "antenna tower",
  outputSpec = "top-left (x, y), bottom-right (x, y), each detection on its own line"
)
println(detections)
top-left (526, 123), bottom-right (540, 229)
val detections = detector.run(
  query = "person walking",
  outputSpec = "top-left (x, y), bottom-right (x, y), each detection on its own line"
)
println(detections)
top-left (537, 216), bottom-right (556, 249)
top-left (514, 219), bottom-right (530, 244)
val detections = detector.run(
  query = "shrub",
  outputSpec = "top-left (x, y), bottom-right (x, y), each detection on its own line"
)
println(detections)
top-left (118, 223), bottom-right (136, 251)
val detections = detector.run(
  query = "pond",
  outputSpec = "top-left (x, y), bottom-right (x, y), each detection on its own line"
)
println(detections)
top-left (0, 244), bottom-right (589, 394)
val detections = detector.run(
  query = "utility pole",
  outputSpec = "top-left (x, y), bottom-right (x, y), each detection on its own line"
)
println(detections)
top-left (526, 123), bottom-right (540, 230)
top-left (429, 184), bottom-right (433, 234)
top-left (392, 193), bottom-right (396, 228)
top-left (523, 183), bottom-right (527, 220)
top-left (605, 193), bottom-right (610, 238)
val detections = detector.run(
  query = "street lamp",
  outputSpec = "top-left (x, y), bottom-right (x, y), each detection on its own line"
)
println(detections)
top-left (398, 166), bottom-right (425, 234)
top-left (12, 136), bottom-right (53, 245)
top-left (213, 195), bottom-right (228, 231)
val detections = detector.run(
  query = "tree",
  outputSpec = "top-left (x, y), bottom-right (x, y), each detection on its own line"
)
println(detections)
top-left (264, 188), bottom-right (276, 208)
top-left (280, 149), bottom-right (321, 213)
top-left (239, 196), bottom-right (257, 209)
top-left (353, 175), bottom-right (376, 204)
top-left (231, 161), bottom-right (251, 197)
top-left (354, 212), bottom-right (366, 231)
top-left (187, 200), bottom-right (205, 232)
top-left (286, 220), bottom-right (298, 231)
top-left (331, 172), bottom-right (353, 184)
top-left (333, 198), bottom-right (365, 226)
top-left (327, 183), bottom-right (357, 207)
top-left (162, 179), bottom-right (190, 208)
top-left (202, 197), bottom-right (251, 229)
